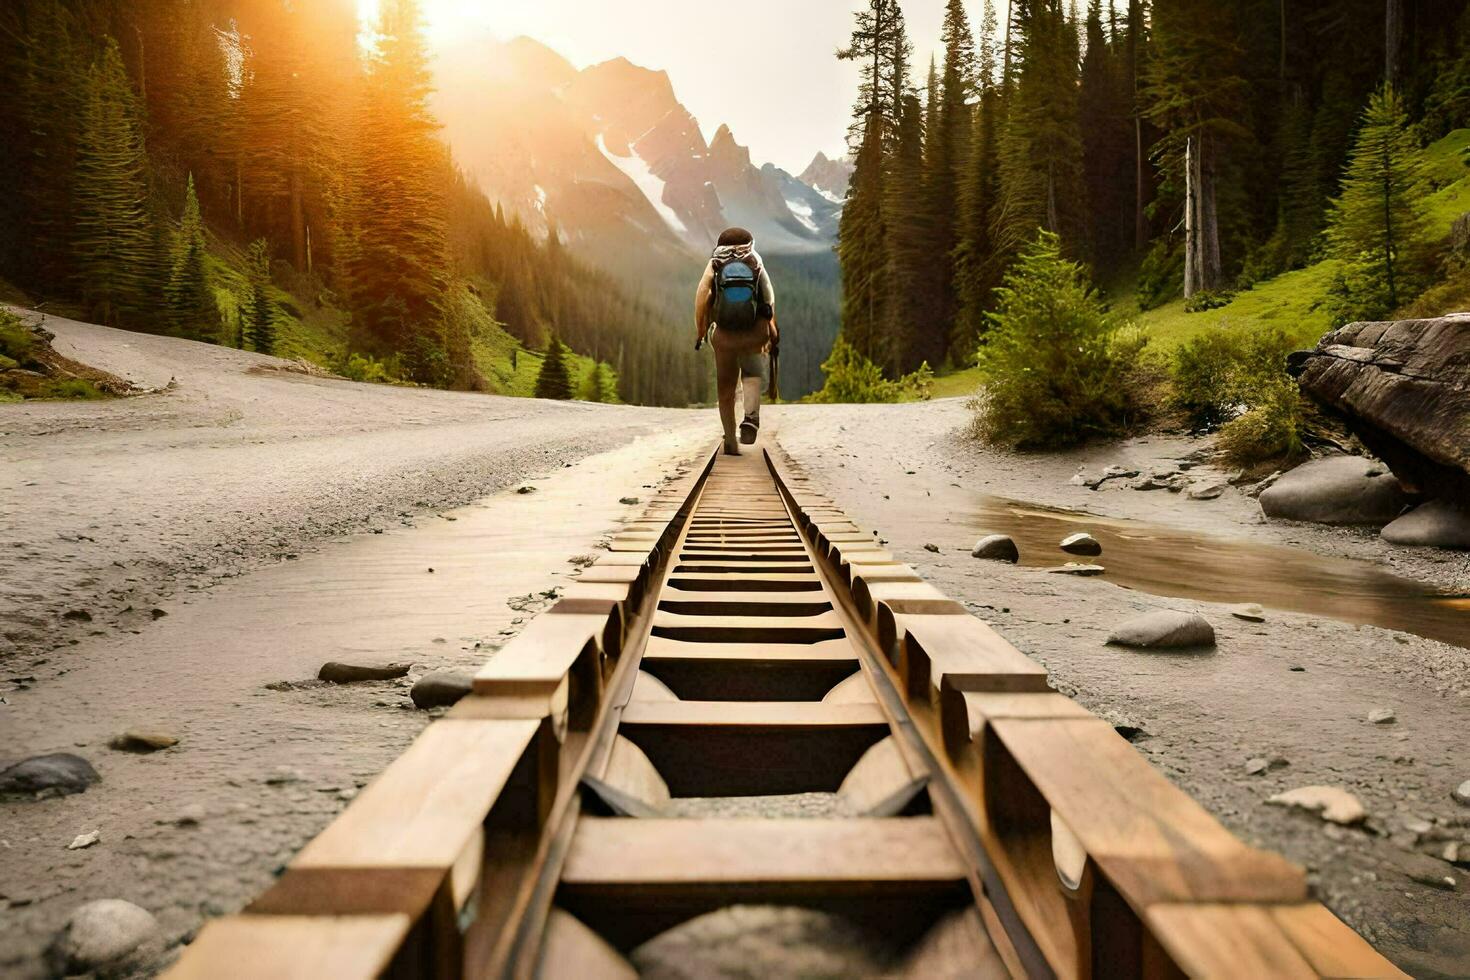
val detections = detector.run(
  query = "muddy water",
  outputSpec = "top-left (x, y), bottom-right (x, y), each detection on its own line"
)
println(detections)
top-left (970, 496), bottom-right (1470, 649)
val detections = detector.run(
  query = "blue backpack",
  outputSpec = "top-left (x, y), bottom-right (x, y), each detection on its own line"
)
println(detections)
top-left (712, 258), bottom-right (760, 331)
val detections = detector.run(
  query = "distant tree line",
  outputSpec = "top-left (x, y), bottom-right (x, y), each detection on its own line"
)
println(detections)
top-left (836, 0), bottom-right (1470, 377)
top-left (0, 0), bottom-right (708, 405)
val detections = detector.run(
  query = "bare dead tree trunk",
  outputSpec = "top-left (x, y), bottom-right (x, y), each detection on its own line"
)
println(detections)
top-left (1184, 135), bottom-right (1198, 296)
top-left (1198, 133), bottom-right (1223, 292)
top-left (1385, 0), bottom-right (1403, 86)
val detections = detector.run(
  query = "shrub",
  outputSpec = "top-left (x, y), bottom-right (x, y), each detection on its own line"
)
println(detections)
top-left (1136, 239), bottom-right (1183, 310)
top-left (1183, 289), bottom-right (1234, 313)
top-left (1170, 326), bottom-right (1297, 428)
top-left (0, 309), bottom-right (35, 364)
top-left (1170, 325), bottom-right (1309, 465)
top-left (336, 352), bottom-right (396, 384)
top-left (809, 337), bottom-right (931, 403)
top-left (974, 230), bottom-right (1141, 449)
top-left (1216, 373), bottom-right (1306, 464)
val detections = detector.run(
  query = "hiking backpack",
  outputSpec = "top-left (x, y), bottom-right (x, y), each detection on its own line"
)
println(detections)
top-left (711, 257), bottom-right (761, 331)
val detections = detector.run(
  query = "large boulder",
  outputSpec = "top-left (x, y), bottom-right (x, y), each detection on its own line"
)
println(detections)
top-left (1258, 455), bottom-right (1410, 525)
top-left (1290, 314), bottom-right (1470, 501)
top-left (1381, 499), bottom-right (1470, 550)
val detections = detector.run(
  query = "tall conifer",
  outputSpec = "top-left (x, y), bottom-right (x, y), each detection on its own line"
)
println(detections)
top-left (168, 173), bottom-right (217, 339)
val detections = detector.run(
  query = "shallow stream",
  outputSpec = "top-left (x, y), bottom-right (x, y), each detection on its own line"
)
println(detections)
top-left (969, 496), bottom-right (1470, 649)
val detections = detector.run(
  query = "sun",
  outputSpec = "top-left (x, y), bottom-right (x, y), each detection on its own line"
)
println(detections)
top-left (356, 0), bottom-right (476, 45)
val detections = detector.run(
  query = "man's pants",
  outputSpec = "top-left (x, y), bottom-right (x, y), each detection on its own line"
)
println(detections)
top-left (711, 324), bottom-right (770, 447)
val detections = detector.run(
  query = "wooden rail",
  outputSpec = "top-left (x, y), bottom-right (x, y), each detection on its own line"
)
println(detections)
top-left (165, 446), bottom-right (1405, 979)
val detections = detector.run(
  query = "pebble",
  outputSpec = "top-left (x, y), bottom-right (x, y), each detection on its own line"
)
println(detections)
top-left (923, 543), bottom-right (939, 553)
top-left (1453, 780), bottom-right (1470, 807)
top-left (1059, 532), bottom-right (1101, 556)
top-left (1246, 757), bottom-right (1270, 775)
top-left (68, 830), bottom-right (100, 850)
top-left (1106, 610), bottom-right (1216, 649)
top-left (62, 609), bottom-right (93, 622)
top-left (108, 730), bottom-right (178, 752)
top-left (971, 535), bottom-right (1019, 563)
top-left (175, 803), bottom-right (205, 826)
top-left (1409, 872), bottom-right (1457, 892)
top-left (46, 899), bottom-right (161, 977)
top-left (1230, 603), bottom-right (1266, 622)
top-left (317, 661), bottom-right (412, 683)
top-left (1187, 482), bottom-right (1227, 501)
top-left (1046, 563), bottom-right (1104, 576)
top-left (264, 766), bottom-right (303, 786)
top-left (516, 486), bottom-right (536, 494)
top-left (1367, 707), bottom-right (1396, 724)
top-left (0, 753), bottom-right (100, 797)
top-left (1268, 785), bottom-right (1367, 825)
top-left (619, 497), bottom-right (640, 505)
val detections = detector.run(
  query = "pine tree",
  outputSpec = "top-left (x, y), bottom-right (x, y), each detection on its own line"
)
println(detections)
top-left (1143, 0), bottom-right (1249, 297)
top-left (168, 173), bottom-right (217, 339)
top-left (993, 0), bottom-right (1086, 262)
top-left (1079, 0), bottom-right (1132, 273)
top-left (953, 0), bottom-right (1003, 357)
top-left (534, 334), bottom-right (573, 400)
top-left (1324, 85), bottom-right (1429, 318)
top-left (918, 0), bottom-right (979, 367)
top-left (73, 38), bottom-right (153, 327)
top-left (836, 0), bottom-right (908, 369)
top-left (884, 92), bottom-right (931, 374)
top-left (346, 0), bottom-right (451, 381)
top-left (243, 238), bottom-right (277, 354)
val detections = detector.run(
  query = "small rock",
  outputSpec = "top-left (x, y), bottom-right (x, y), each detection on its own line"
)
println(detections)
top-left (971, 535), bottom-right (1019, 563)
top-left (175, 804), bottom-right (205, 826)
top-left (1230, 603), bottom-right (1267, 622)
top-left (516, 486), bottom-right (536, 494)
top-left (1068, 472), bottom-right (1087, 486)
top-left (1402, 816), bottom-right (1432, 835)
top-left (1084, 465), bottom-right (1139, 489)
top-left (1267, 785), bottom-right (1367, 825)
top-left (619, 496), bottom-right (640, 505)
top-left (0, 753), bottom-right (100, 797)
top-left (264, 766), bottom-right (302, 786)
top-left (1443, 842), bottom-right (1465, 865)
top-left (108, 730), bottom-right (178, 753)
top-left (62, 610), bottom-right (93, 622)
top-left (1106, 610), bottom-right (1215, 649)
top-left (1381, 499), bottom-right (1470, 550)
top-left (1187, 482), bottom-right (1227, 501)
top-left (1452, 780), bottom-right (1470, 807)
top-left (149, 608), bottom-right (167, 620)
top-left (68, 830), bottom-right (100, 850)
top-left (1289, 665), bottom-right (1306, 672)
top-left (410, 670), bottom-right (473, 710)
top-left (1245, 757), bottom-right (1270, 775)
top-left (1047, 563), bottom-right (1104, 576)
top-left (1245, 471), bottom-right (1283, 498)
top-left (923, 543), bottom-right (940, 553)
top-left (317, 661), bottom-right (412, 684)
top-left (1367, 707), bottom-right (1396, 724)
top-left (47, 899), bottom-right (162, 977)
top-left (1059, 532), bottom-right (1101, 556)
top-left (1408, 872), bottom-right (1457, 892)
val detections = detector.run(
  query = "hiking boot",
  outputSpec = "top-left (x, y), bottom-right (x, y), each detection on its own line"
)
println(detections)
top-left (739, 418), bottom-right (759, 445)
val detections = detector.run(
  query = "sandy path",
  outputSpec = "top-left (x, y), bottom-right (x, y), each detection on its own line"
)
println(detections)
top-left (768, 399), bottom-right (1470, 977)
top-left (0, 315), bottom-right (714, 975)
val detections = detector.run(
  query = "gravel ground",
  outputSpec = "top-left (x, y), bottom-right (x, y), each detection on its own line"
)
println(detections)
top-left (0, 314), bottom-right (711, 977)
top-left (768, 399), bottom-right (1470, 978)
top-left (4, 318), bottom-right (1467, 976)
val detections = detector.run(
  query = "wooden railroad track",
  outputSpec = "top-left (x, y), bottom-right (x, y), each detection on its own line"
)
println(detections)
top-left (166, 447), bottom-right (1405, 979)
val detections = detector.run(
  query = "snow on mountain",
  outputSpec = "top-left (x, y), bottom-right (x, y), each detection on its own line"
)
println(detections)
top-left (433, 36), bottom-right (836, 264)
top-left (595, 133), bottom-right (688, 235)
top-left (798, 151), bottom-right (854, 203)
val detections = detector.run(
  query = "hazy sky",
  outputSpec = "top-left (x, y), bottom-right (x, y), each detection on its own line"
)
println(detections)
top-left (388, 0), bottom-right (1002, 175)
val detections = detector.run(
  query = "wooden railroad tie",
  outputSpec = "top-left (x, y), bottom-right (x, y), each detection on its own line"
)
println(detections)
top-left (165, 446), bottom-right (1405, 980)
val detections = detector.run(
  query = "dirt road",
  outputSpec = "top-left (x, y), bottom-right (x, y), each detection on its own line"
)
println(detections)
top-left (0, 315), bottom-right (710, 976)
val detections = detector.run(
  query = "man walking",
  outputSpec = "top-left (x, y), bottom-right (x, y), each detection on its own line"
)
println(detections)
top-left (694, 227), bottom-right (777, 455)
